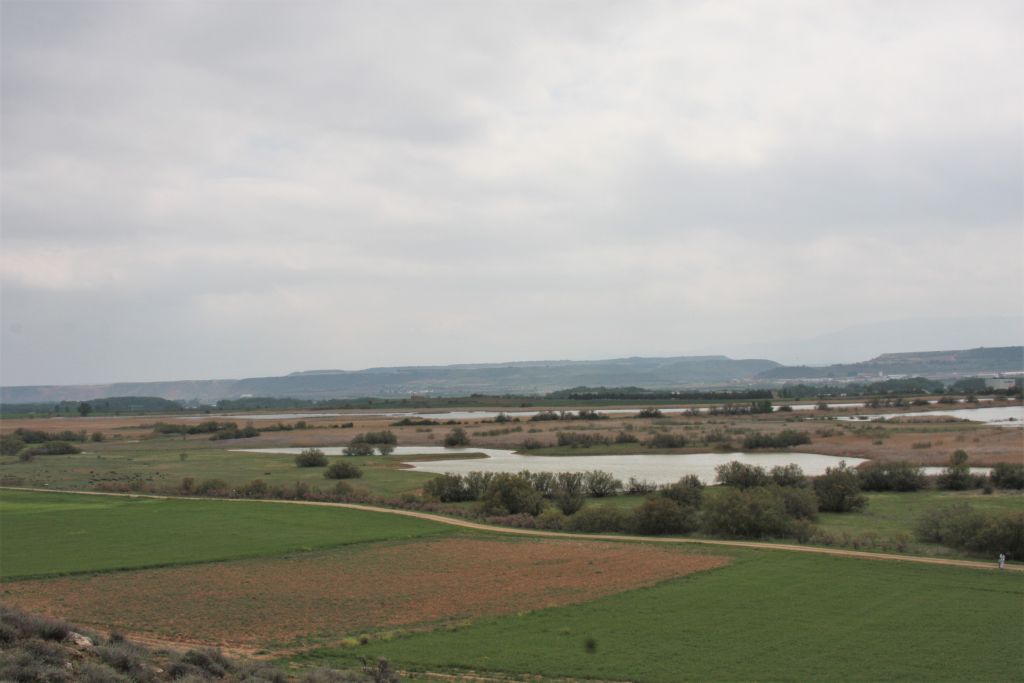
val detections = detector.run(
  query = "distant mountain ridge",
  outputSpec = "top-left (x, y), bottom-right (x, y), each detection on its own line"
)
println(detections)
top-left (756, 346), bottom-right (1023, 381)
top-left (2, 346), bottom-right (1021, 404)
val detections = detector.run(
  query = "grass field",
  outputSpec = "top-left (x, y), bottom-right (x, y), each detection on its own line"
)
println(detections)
top-left (0, 442), bottom-right (437, 497)
top-left (300, 549), bottom-right (1024, 682)
top-left (0, 489), bottom-right (450, 579)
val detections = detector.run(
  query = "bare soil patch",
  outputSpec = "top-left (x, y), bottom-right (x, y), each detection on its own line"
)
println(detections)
top-left (0, 537), bottom-right (727, 651)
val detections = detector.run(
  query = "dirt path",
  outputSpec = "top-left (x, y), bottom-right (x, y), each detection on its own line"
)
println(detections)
top-left (5, 487), bottom-right (1021, 572)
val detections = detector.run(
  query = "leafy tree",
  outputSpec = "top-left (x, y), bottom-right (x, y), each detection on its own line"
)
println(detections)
top-left (77, 402), bottom-right (92, 417)
top-left (584, 470), bottom-right (622, 497)
top-left (324, 461), bottom-right (362, 479)
top-left (566, 504), bottom-right (631, 532)
top-left (661, 475), bottom-right (705, 508)
top-left (858, 461), bottom-right (927, 492)
top-left (443, 427), bottom-right (470, 448)
top-left (990, 462), bottom-right (1024, 490)
top-left (343, 442), bottom-right (375, 457)
top-left (770, 463), bottom-right (808, 488)
top-left (377, 444), bottom-right (395, 456)
top-left (480, 473), bottom-right (542, 515)
top-left (813, 461), bottom-right (867, 512)
top-left (294, 448), bottom-right (328, 467)
top-left (423, 473), bottom-right (472, 502)
top-left (702, 486), bottom-right (793, 538)
top-left (553, 471), bottom-right (586, 515)
top-left (715, 461), bottom-right (770, 489)
top-left (937, 449), bottom-right (977, 490)
top-left (633, 497), bottom-right (699, 535)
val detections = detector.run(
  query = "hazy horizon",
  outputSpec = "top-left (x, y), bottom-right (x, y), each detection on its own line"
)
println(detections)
top-left (3, 2), bottom-right (1022, 386)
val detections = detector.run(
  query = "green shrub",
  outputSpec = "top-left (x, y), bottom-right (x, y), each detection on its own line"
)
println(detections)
top-left (443, 427), bottom-right (470, 447)
top-left (633, 497), bottom-right (699, 535)
top-left (18, 441), bottom-right (82, 457)
top-left (614, 431), bottom-right (639, 444)
top-left (637, 408), bottom-right (664, 418)
top-left (194, 478), bottom-right (230, 495)
top-left (357, 430), bottom-right (397, 445)
top-left (645, 432), bottom-right (687, 448)
top-left (858, 461), bottom-right (927, 492)
top-left (702, 486), bottom-right (792, 538)
top-left (742, 429), bottom-right (811, 449)
top-left (715, 461), bottom-right (770, 489)
top-left (567, 504), bottom-right (632, 533)
top-left (324, 461), bottom-right (362, 479)
top-left (553, 471), bottom-right (586, 514)
top-left (557, 431), bottom-right (610, 448)
top-left (0, 434), bottom-right (26, 456)
top-left (936, 450), bottom-right (980, 490)
top-left (463, 471), bottom-right (494, 499)
top-left (343, 442), bottom-right (375, 457)
top-left (778, 485), bottom-right (819, 521)
top-left (916, 503), bottom-right (1023, 557)
top-left (769, 463), bottom-right (809, 488)
top-left (584, 470), bottom-right (622, 497)
top-left (661, 475), bottom-right (705, 508)
top-left (422, 474), bottom-right (472, 502)
top-left (294, 448), bottom-right (328, 467)
top-left (990, 462), bottom-right (1024, 490)
top-left (535, 507), bottom-right (567, 530)
top-left (480, 473), bottom-right (542, 516)
top-left (813, 461), bottom-right (867, 512)
top-left (240, 479), bottom-right (270, 497)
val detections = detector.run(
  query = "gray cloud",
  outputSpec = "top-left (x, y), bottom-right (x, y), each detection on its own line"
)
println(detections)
top-left (2, 0), bottom-right (1021, 385)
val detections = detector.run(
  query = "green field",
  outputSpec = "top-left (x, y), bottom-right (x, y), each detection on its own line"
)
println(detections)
top-left (300, 550), bottom-right (1024, 682)
top-left (0, 489), bottom-right (450, 579)
top-left (0, 442), bottom-right (437, 497)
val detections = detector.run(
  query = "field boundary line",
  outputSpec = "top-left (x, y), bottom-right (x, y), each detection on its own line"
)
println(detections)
top-left (2, 487), bottom-right (1020, 572)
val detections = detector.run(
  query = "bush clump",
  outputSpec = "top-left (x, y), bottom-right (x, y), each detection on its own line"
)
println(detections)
top-left (990, 462), bottom-right (1024, 490)
top-left (742, 430), bottom-right (811, 449)
top-left (295, 448), bottom-right (328, 467)
top-left (702, 486), bottom-right (794, 538)
top-left (936, 450), bottom-right (983, 490)
top-left (556, 431), bottom-right (610, 448)
top-left (645, 432), bottom-right (688, 449)
top-left (324, 461), bottom-right (362, 479)
top-left (916, 503), bottom-right (1024, 557)
top-left (813, 461), bottom-right (866, 512)
top-left (566, 504), bottom-right (632, 533)
top-left (443, 427), bottom-right (471, 447)
top-left (660, 475), bottom-right (705, 508)
top-left (633, 497), bottom-right (700, 535)
top-left (715, 461), bottom-right (770, 489)
top-left (858, 461), bottom-right (927, 492)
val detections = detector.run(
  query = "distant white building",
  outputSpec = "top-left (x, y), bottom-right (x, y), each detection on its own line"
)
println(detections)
top-left (985, 378), bottom-right (1016, 391)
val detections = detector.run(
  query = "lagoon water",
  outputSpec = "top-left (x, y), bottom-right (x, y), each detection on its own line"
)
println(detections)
top-left (237, 446), bottom-right (867, 486)
top-left (838, 405), bottom-right (1023, 427)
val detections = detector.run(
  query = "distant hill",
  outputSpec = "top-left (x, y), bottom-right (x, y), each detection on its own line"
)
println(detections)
top-left (0, 355), bottom-right (780, 403)
top-left (3, 346), bottom-right (1020, 404)
top-left (757, 346), bottom-right (1023, 381)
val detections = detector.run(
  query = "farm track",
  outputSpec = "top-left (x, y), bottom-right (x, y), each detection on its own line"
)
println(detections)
top-left (5, 487), bottom-right (1020, 572)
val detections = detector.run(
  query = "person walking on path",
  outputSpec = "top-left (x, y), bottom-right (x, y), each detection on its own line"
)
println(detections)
top-left (998, 553), bottom-right (1006, 570)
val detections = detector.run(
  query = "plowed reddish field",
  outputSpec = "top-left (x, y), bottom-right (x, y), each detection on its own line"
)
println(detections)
top-left (1, 537), bottom-right (727, 650)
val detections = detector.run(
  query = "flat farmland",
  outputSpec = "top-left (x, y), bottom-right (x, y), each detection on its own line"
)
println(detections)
top-left (302, 550), bottom-right (1024, 682)
top-left (0, 536), bottom-right (728, 651)
top-left (0, 489), bottom-right (450, 578)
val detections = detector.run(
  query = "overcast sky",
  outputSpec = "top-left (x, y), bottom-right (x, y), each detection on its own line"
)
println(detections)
top-left (2, 1), bottom-right (1022, 386)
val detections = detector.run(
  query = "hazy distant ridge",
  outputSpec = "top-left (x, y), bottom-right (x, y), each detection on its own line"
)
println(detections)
top-left (757, 346), bottom-right (1023, 380)
top-left (1, 355), bottom-right (779, 403)
top-left (2, 346), bottom-right (1021, 404)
